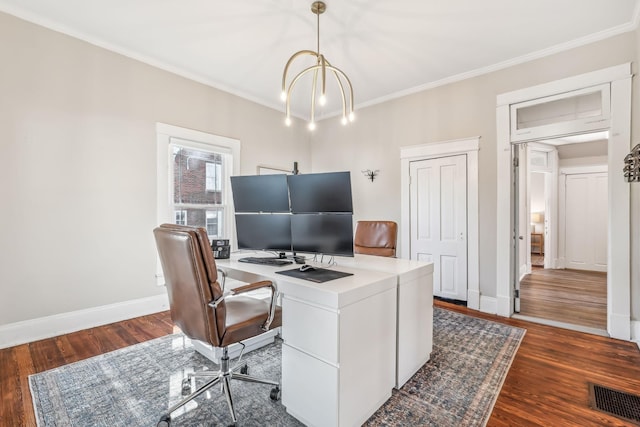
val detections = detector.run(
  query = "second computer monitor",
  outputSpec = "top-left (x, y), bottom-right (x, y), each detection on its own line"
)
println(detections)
top-left (291, 213), bottom-right (354, 257)
top-left (287, 171), bottom-right (353, 213)
top-left (235, 214), bottom-right (292, 252)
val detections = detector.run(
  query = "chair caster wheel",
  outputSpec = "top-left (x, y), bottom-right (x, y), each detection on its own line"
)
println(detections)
top-left (270, 386), bottom-right (281, 401)
top-left (181, 378), bottom-right (191, 395)
top-left (157, 415), bottom-right (171, 427)
top-left (240, 364), bottom-right (248, 374)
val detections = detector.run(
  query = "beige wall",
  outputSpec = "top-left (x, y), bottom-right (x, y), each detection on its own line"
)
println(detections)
top-left (313, 31), bottom-right (637, 305)
top-left (1, 9), bottom-right (638, 327)
top-left (0, 12), bottom-right (310, 325)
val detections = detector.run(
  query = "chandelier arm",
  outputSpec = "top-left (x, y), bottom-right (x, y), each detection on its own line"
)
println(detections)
top-left (320, 54), bottom-right (326, 98)
top-left (285, 64), bottom-right (323, 121)
top-left (324, 60), bottom-right (354, 106)
top-left (282, 50), bottom-right (320, 94)
top-left (330, 69), bottom-right (347, 119)
top-left (311, 67), bottom-right (319, 124)
top-left (324, 64), bottom-right (354, 115)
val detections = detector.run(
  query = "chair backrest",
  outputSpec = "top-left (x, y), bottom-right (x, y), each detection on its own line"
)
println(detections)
top-left (153, 224), bottom-right (225, 346)
top-left (354, 220), bottom-right (398, 257)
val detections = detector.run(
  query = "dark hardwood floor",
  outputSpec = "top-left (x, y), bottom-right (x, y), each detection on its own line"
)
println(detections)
top-left (2, 301), bottom-right (639, 426)
top-left (520, 268), bottom-right (607, 330)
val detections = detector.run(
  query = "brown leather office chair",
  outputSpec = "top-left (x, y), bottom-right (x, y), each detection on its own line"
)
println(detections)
top-left (153, 224), bottom-right (282, 427)
top-left (354, 220), bottom-right (398, 257)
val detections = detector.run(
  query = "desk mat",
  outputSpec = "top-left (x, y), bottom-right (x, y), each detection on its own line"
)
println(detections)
top-left (276, 267), bottom-right (353, 283)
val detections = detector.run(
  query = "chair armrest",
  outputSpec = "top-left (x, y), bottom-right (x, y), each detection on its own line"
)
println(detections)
top-left (208, 280), bottom-right (279, 331)
top-left (231, 280), bottom-right (274, 294)
top-left (232, 280), bottom-right (279, 331)
top-left (216, 268), bottom-right (227, 292)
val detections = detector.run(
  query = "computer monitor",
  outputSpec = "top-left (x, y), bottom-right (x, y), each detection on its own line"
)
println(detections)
top-left (230, 174), bottom-right (290, 213)
top-left (291, 213), bottom-right (354, 257)
top-left (287, 172), bottom-right (353, 213)
top-left (235, 214), bottom-right (292, 251)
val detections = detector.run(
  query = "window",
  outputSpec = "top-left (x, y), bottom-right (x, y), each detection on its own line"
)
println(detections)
top-left (510, 84), bottom-right (610, 142)
top-left (206, 210), bottom-right (222, 236)
top-left (175, 210), bottom-right (187, 225)
top-left (206, 162), bottom-right (222, 192)
top-left (157, 124), bottom-right (239, 286)
top-left (157, 123), bottom-right (240, 241)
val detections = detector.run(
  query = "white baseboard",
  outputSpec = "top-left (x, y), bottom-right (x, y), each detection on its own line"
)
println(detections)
top-left (479, 296), bottom-right (497, 314)
top-left (467, 289), bottom-right (480, 311)
top-left (609, 312), bottom-right (631, 341)
top-left (630, 320), bottom-right (640, 348)
top-left (0, 293), bottom-right (170, 349)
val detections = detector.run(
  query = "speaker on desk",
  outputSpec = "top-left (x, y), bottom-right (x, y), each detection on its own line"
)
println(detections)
top-left (211, 239), bottom-right (230, 259)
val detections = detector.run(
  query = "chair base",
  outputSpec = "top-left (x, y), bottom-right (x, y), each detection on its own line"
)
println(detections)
top-left (158, 347), bottom-right (280, 427)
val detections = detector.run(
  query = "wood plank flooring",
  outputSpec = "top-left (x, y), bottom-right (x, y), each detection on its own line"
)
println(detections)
top-left (520, 268), bottom-right (607, 330)
top-left (2, 302), bottom-right (639, 426)
top-left (0, 312), bottom-right (175, 427)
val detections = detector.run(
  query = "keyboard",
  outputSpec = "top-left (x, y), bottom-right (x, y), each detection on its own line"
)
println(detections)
top-left (238, 257), bottom-right (293, 266)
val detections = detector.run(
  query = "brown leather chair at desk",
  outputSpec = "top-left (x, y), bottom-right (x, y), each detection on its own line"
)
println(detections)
top-left (153, 224), bottom-right (281, 427)
top-left (354, 220), bottom-right (398, 257)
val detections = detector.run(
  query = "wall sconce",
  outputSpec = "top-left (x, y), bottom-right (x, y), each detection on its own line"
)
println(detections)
top-left (362, 169), bottom-right (379, 182)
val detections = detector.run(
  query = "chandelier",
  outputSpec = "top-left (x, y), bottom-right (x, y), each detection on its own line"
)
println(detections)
top-left (281, 1), bottom-right (354, 130)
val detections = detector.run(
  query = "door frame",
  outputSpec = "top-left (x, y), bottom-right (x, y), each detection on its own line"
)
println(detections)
top-left (496, 63), bottom-right (631, 340)
top-left (400, 137), bottom-right (480, 310)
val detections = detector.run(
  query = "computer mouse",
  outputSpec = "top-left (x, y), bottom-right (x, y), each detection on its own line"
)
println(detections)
top-left (299, 264), bottom-right (315, 272)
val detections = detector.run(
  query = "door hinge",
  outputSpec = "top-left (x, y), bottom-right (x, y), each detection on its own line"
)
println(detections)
top-left (513, 156), bottom-right (519, 167)
top-left (514, 289), bottom-right (520, 298)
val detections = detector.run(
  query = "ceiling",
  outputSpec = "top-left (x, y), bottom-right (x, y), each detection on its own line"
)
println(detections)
top-left (1, 0), bottom-right (638, 123)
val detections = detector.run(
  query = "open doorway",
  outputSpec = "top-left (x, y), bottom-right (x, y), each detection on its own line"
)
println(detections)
top-left (514, 132), bottom-right (609, 334)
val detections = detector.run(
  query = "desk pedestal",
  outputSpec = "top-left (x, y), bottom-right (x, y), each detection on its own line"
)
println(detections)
top-left (281, 288), bottom-right (396, 426)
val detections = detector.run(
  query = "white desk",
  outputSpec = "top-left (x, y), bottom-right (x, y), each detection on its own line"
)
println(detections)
top-left (333, 254), bottom-right (434, 387)
top-left (216, 254), bottom-right (433, 426)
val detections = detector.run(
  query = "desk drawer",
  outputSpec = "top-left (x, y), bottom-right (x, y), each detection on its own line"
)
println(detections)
top-left (281, 295), bottom-right (338, 364)
top-left (282, 344), bottom-right (338, 427)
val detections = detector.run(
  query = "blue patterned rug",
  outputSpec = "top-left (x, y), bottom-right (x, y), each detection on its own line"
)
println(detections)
top-left (29, 308), bottom-right (524, 426)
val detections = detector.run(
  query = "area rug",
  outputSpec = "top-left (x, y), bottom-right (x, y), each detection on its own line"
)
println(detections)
top-left (30, 308), bottom-right (525, 426)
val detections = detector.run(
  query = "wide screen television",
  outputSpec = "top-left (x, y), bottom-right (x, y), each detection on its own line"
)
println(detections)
top-left (230, 174), bottom-right (290, 213)
top-left (235, 214), bottom-right (292, 251)
top-left (287, 171), bottom-right (353, 213)
top-left (291, 213), bottom-right (354, 257)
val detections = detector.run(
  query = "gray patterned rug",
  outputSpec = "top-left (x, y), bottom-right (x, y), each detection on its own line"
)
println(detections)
top-left (30, 308), bottom-right (525, 426)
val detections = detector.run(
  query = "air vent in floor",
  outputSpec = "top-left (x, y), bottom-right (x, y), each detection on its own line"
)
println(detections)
top-left (589, 383), bottom-right (640, 425)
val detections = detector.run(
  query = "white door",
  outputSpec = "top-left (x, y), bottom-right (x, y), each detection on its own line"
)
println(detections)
top-left (564, 172), bottom-right (608, 272)
top-left (410, 155), bottom-right (467, 300)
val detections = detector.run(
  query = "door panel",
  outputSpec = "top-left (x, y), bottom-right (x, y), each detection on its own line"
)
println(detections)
top-left (565, 172), bottom-right (608, 272)
top-left (410, 155), bottom-right (467, 300)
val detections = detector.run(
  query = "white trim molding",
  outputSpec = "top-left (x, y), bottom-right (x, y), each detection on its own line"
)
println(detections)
top-left (480, 296), bottom-right (498, 315)
top-left (400, 136), bottom-right (480, 310)
top-left (0, 294), bottom-right (170, 349)
top-left (496, 63), bottom-right (632, 340)
top-left (631, 321), bottom-right (640, 349)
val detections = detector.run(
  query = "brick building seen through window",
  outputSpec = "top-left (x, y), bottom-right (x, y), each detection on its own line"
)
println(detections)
top-left (172, 146), bottom-right (224, 238)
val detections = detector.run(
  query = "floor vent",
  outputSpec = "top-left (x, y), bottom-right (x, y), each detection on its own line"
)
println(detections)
top-left (589, 383), bottom-right (640, 425)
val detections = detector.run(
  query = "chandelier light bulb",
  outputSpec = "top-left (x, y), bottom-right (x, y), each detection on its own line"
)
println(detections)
top-left (341, 116), bottom-right (348, 125)
top-left (285, 116), bottom-right (292, 127)
top-left (308, 121), bottom-right (316, 131)
top-left (319, 94), bottom-right (327, 106)
top-left (280, 92), bottom-right (287, 102)
top-left (349, 111), bottom-right (355, 122)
